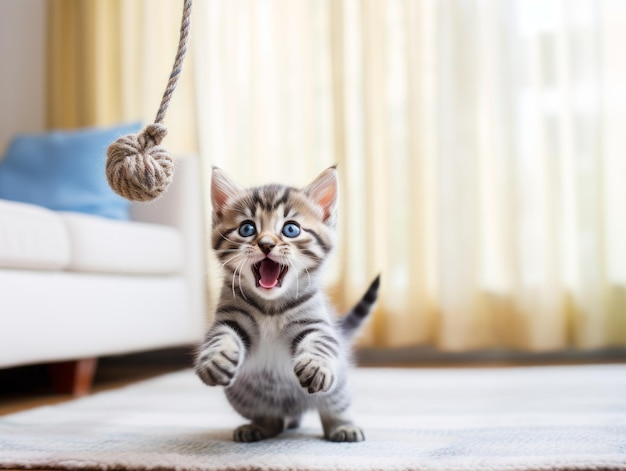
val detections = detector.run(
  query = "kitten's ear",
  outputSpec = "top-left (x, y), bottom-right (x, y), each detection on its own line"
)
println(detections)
top-left (211, 167), bottom-right (243, 218)
top-left (304, 166), bottom-right (338, 224)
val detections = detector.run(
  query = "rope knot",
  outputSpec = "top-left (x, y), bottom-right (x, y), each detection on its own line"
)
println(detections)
top-left (140, 122), bottom-right (168, 148)
top-left (106, 124), bottom-right (174, 202)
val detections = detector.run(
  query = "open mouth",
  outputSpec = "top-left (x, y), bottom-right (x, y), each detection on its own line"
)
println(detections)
top-left (252, 258), bottom-right (288, 289)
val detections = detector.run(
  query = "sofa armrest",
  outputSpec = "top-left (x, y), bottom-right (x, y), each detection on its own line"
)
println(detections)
top-left (130, 155), bottom-right (208, 337)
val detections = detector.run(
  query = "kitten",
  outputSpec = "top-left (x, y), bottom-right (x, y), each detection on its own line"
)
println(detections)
top-left (194, 166), bottom-right (379, 442)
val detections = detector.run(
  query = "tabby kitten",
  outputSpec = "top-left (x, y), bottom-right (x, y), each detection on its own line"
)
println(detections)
top-left (195, 166), bottom-right (379, 443)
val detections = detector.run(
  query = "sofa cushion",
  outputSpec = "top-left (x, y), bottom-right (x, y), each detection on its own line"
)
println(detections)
top-left (0, 122), bottom-right (140, 221)
top-left (60, 212), bottom-right (183, 275)
top-left (0, 199), bottom-right (71, 270)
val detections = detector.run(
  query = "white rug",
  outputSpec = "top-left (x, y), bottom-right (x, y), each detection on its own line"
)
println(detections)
top-left (1, 365), bottom-right (625, 471)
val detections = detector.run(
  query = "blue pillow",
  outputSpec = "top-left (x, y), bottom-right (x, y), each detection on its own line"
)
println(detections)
top-left (0, 122), bottom-right (141, 220)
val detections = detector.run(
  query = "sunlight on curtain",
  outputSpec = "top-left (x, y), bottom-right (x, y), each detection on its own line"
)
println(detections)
top-left (48, 0), bottom-right (626, 352)
top-left (429, 0), bottom-right (626, 351)
top-left (193, 0), bottom-right (335, 186)
top-left (194, 0), bottom-right (626, 351)
top-left (47, 0), bottom-right (121, 126)
top-left (47, 0), bottom-right (197, 153)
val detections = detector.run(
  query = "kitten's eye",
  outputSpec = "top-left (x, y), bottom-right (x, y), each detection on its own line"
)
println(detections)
top-left (238, 221), bottom-right (256, 238)
top-left (282, 222), bottom-right (300, 238)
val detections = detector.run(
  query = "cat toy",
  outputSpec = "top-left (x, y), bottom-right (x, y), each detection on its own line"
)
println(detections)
top-left (106, 0), bottom-right (192, 202)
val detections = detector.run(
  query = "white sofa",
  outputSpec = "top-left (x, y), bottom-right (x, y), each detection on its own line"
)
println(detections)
top-left (0, 156), bottom-right (207, 392)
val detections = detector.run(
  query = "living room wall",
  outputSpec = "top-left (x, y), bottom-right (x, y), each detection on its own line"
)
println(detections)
top-left (0, 0), bottom-right (46, 154)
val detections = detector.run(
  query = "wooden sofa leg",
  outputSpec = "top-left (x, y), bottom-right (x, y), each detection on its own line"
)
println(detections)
top-left (49, 358), bottom-right (98, 397)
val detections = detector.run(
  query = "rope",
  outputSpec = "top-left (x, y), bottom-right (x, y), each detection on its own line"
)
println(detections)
top-left (155, 0), bottom-right (192, 125)
top-left (106, 0), bottom-right (192, 202)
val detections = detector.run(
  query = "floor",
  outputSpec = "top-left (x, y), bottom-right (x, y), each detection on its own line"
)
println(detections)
top-left (3, 347), bottom-right (625, 416)
top-left (0, 348), bottom-right (193, 416)
top-left (0, 351), bottom-right (191, 471)
top-left (1, 348), bottom-right (625, 471)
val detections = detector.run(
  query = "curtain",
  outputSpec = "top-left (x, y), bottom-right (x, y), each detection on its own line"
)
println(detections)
top-left (46, 0), bottom-right (197, 153)
top-left (48, 0), bottom-right (626, 352)
top-left (194, 0), bottom-right (626, 351)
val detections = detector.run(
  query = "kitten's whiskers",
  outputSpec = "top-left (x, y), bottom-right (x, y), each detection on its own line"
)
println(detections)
top-left (231, 256), bottom-right (247, 300)
top-left (214, 248), bottom-right (241, 254)
top-left (221, 252), bottom-right (244, 268)
top-left (231, 261), bottom-right (238, 300)
top-left (233, 256), bottom-right (249, 301)
top-left (286, 258), bottom-right (298, 293)
top-left (216, 228), bottom-right (238, 244)
top-left (289, 256), bottom-right (312, 291)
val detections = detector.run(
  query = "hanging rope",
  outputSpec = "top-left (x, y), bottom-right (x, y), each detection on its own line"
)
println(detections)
top-left (106, 0), bottom-right (192, 202)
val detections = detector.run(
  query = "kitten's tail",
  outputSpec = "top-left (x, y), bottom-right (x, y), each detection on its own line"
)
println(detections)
top-left (340, 275), bottom-right (381, 340)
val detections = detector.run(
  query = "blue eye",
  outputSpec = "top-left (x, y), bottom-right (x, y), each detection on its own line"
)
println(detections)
top-left (238, 221), bottom-right (256, 237)
top-left (282, 222), bottom-right (300, 238)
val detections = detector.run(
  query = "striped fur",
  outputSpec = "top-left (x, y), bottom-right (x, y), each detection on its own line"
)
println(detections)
top-left (341, 275), bottom-right (381, 338)
top-left (195, 167), bottom-right (379, 443)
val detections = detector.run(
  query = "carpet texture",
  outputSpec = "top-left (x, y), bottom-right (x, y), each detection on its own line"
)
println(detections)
top-left (1, 365), bottom-right (625, 471)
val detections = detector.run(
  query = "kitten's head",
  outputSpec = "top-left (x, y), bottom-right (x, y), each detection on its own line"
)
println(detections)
top-left (211, 167), bottom-right (337, 301)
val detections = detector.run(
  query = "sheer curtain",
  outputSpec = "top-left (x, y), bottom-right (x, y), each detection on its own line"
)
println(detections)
top-left (48, 0), bottom-right (626, 352)
top-left (193, 0), bottom-right (626, 351)
top-left (47, 0), bottom-right (197, 153)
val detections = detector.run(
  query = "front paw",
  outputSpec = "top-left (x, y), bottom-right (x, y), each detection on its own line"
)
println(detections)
top-left (195, 341), bottom-right (241, 387)
top-left (327, 424), bottom-right (365, 442)
top-left (293, 355), bottom-right (335, 394)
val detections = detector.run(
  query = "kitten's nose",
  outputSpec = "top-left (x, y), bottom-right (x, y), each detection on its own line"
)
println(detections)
top-left (258, 242), bottom-right (275, 255)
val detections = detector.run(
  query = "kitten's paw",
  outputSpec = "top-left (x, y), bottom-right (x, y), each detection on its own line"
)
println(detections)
top-left (234, 423), bottom-right (268, 442)
top-left (195, 339), bottom-right (241, 387)
top-left (233, 419), bottom-right (284, 442)
top-left (326, 424), bottom-right (365, 442)
top-left (293, 356), bottom-right (335, 394)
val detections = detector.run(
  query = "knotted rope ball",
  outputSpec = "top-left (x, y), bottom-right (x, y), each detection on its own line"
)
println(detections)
top-left (106, 124), bottom-right (173, 202)
top-left (105, 0), bottom-right (191, 202)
